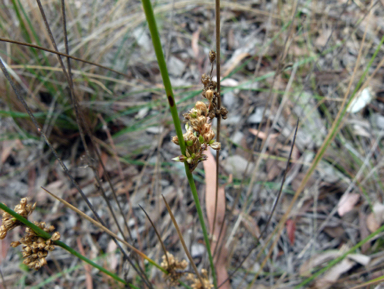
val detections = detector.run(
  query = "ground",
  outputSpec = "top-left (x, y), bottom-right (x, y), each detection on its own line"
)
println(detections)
top-left (1, 0), bottom-right (384, 288)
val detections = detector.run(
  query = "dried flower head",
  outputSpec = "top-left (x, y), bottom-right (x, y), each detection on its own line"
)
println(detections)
top-left (0, 198), bottom-right (36, 239)
top-left (0, 199), bottom-right (60, 270)
top-left (160, 252), bottom-right (188, 286)
top-left (209, 50), bottom-right (216, 63)
top-left (186, 269), bottom-right (214, 289)
top-left (171, 51), bottom-right (226, 171)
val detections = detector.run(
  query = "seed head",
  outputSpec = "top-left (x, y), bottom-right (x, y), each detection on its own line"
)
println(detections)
top-left (205, 89), bottom-right (214, 102)
top-left (51, 232), bottom-right (61, 241)
top-left (209, 50), bottom-right (216, 63)
top-left (195, 101), bottom-right (207, 113)
top-left (210, 142), bottom-right (221, 151)
top-left (172, 136), bottom-right (179, 145)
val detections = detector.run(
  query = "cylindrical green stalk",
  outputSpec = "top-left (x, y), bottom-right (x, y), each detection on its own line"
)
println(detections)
top-left (140, 0), bottom-right (217, 286)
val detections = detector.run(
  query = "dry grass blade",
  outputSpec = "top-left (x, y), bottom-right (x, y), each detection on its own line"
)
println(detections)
top-left (138, 205), bottom-right (169, 267)
top-left (161, 195), bottom-right (205, 288)
top-left (0, 37), bottom-right (129, 78)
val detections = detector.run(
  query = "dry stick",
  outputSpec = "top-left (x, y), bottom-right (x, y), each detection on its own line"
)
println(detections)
top-left (56, 1), bottom-right (149, 285)
top-left (217, 120), bottom-right (299, 289)
top-left (161, 195), bottom-right (206, 288)
top-left (0, 38), bottom-right (129, 78)
top-left (211, 0), bottom-right (221, 258)
top-left (0, 57), bottom-right (146, 284)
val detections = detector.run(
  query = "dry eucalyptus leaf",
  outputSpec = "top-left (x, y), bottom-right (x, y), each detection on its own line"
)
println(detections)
top-left (203, 149), bottom-right (229, 289)
top-left (299, 250), bottom-right (340, 277)
top-left (367, 203), bottom-right (384, 233)
top-left (315, 258), bottom-right (355, 289)
top-left (337, 193), bottom-right (360, 217)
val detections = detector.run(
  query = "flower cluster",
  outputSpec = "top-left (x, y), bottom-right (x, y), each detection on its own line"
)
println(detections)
top-left (186, 269), bottom-right (214, 289)
top-left (160, 252), bottom-right (213, 288)
top-left (0, 198), bottom-right (60, 270)
top-left (172, 50), bottom-right (227, 172)
top-left (0, 198), bottom-right (36, 239)
top-left (160, 252), bottom-right (188, 286)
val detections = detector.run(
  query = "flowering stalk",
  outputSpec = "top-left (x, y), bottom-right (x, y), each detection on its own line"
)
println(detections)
top-left (0, 201), bottom-right (127, 285)
top-left (140, 0), bottom-right (219, 285)
top-left (172, 51), bottom-right (227, 172)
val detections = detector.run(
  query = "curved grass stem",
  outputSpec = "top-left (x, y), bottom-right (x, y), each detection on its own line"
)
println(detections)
top-left (140, 0), bottom-right (217, 286)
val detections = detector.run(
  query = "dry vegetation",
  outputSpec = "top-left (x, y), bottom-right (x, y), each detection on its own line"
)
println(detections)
top-left (1, 0), bottom-right (384, 288)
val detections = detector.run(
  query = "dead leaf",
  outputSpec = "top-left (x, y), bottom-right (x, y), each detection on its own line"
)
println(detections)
top-left (212, 76), bottom-right (239, 87)
top-left (203, 149), bottom-right (229, 289)
top-left (337, 193), bottom-right (360, 217)
top-left (107, 240), bottom-right (118, 271)
top-left (347, 253), bottom-right (370, 266)
top-left (367, 203), bottom-right (384, 233)
top-left (286, 219), bottom-right (296, 245)
top-left (222, 52), bottom-right (250, 77)
top-left (1, 139), bottom-right (22, 164)
top-left (192, 27), bottom-right (201, 59)
top-left (315, 258), bottom-right (355, 289)
top-left (77, 237), bottom-right (93, 289)
top-left (359, 210), bottom-right (371, 253)
top-left (248, 128), bottom-right (279, 140)
top-left (300, 251), bottom-right (340, 277)
top-left (315, 29), bottom-right (332, 47)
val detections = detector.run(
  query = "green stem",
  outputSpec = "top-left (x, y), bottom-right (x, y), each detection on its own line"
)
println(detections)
top-left (0, 203), bottom-right (127, 285)
top-left (140, 0), bottom-right (217, 286)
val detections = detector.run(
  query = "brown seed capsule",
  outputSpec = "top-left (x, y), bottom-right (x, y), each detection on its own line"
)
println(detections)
top-left (51, 232), bottom-right (60, 241)
top-left (210, 142), bottom-right (221, 151)
top-left (38, 251), bottom-right (48, 258)
top-left (195, 101), bottom-right (207, 112)
top-left (0, 231), bottom-right (7, 239)
top-left (10, 241), bottom-right (21, 247)
top-left (205, 89), bottom-right (214, 102)
top-left (23, 257), bottom-right (33, 265)
top-left (23, 246), bottom-right (32, 253)
top-left (209, 50), bottom-right (216, 63)
top-left (172, 136), bottom-right (179, 145)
